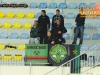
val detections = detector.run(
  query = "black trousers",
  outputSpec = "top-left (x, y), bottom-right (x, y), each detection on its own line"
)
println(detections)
top-left (40, 30), bottom-right (47, 44)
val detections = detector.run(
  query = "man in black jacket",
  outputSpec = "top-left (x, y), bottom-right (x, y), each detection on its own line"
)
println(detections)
top-left (72, 14), bottom-right (85, 45)
top-left (38, 10), bottom-right (50, 44)
top-left (52, 20), bottom-right (67, 44)
top-left (52, 9), bottom-right (64, 29)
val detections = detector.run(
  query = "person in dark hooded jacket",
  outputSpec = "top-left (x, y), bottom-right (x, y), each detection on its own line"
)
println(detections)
top-left (72, 13), bottom-right (85, 45)
top-left (52, 20), bottom-right (67, 44)
top-left (44, 31), bottom-right (55, 45)
top-left (38, 10), bottom-right (50, 44)
top-left (52, 9), bottom-right (64, 29)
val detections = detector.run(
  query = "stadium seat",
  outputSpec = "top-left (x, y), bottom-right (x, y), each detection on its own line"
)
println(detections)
top-left (0, 23), bottom-right (2, 27)
top-left (0, 12), bottom-right (4, 18)
top-left (89, 3), bottom-right (95, 8)
top-left (69, 3), bottom-right (77, 9)
top-left (0, 54), bottom-right (2, 60)
top-left (83, 33), bottom-right (91, 40)
top-left (60, 13), bottom-right (64, 17)
top-left (71, 34), bottom-right (79, 40)
top-left (14, 54), bottom-right (22, 60)
top-left (3, 54), bottom-right (12, 60)
top-left (63, 33), bottom-right (70, 40)
top-left (0, 44), bottom-right (5, 50)
top-left (79, 3), bottom-right (87, 8)
top-left (12, 22), bottom-right (21, 29)
top-left (1, 2), bottom-right (7, 4)
top-left (2, 22), bottom-right (11, 28)
top-left (1, 2), bottom-right (7, 8)
top-left (6, 43), bottom-right (16, 50)
top-left (10, 2), bottom-right (17, 4)
top-left (49, 3), bottom-right (57, 9)
top-left (80, 44), bottom-right (88, 51)
top-left (26, 12), bottom-right (35, 18)
top-left (16, 12), bottom-right (24, 18)
top-left (20, 2), bottom-right (27, 4)
top-left (59, 3), bottom-right (67, 9)
top-left (39, 2), bottom-right (47, 8)
top-left (29, 3), bottom-right (37, 8)
top-left (65, 23), bottom-right (73, 29)
top-left (17, 44), bottom-right (25, 50)
top-left (47, 13), bottom-right (54, 19)
top-left (0, 32), bottom-right (8, 39)
top-left (94, 23), bottom-right (100, 30)
top-left (20, 33), bottom-right (29, 39)
top-left (92, 34), bottom-right (100, 40)
top-left (90, 45), bottom-right (99, 51)
top-left (36, 13), bottom-right (41, 19)
top-left (88, 56), bottom-right (95, 64)
top-left (10, 32), bottom-right (18, 39)
top-left (6, 12), bottom-right (14, 18)
top-left (66, 13), bottom-right (75, 19)
top-left (23, 22), bottom-right (32, 29)
top-left (85, 23), bottom-right (93, 29)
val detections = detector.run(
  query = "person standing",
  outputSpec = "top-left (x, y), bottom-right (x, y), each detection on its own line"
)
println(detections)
top-left (72, 13), bottom-right (85, 45)
top-left (38, 10), bottom-right (50, 44)
top-left (52, 20), bottom-right (67, 44)
top-left (52, 9), bottom-right (64, 29)
top-left (29, 20), bottom-right (41, 44)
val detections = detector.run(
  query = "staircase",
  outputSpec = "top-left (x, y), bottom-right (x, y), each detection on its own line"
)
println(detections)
top-left (44, 44), bottom-right (100, 75)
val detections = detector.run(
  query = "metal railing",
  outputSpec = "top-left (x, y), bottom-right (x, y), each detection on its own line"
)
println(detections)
top-left (44, 44), bottom-right (100, 75)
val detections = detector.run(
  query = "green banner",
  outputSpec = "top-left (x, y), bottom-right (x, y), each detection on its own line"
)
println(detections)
top-left (25, 44), bottom-right (48, 63)
top-left (49, 44), bottom-right (70, 65)
top-left (69, 45), bottom-right (80, 73)
top-left (49, 44), bottom-right (80, 73)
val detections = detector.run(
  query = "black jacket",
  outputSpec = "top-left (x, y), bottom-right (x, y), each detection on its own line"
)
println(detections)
top-left (38, 15), bottom-right (50, 29)
top-left (44, 36), bottom-right (55, 44)
top-left (52, 24), bottom-right (67, 39)
top-left (75, 14), bottom-right (85, 26)
top-left (52, 15), bottom-right (64, 28)
top-left (30, 26), bottom-right (41, 38)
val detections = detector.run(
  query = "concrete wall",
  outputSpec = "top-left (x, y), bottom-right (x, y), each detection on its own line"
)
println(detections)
top-left (0, 66), bottom-right (100, 75)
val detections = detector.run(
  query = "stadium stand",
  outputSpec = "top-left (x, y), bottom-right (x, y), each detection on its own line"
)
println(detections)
top-left (29, 3), bottom-right (37, 8)
top-left (49, 3), bottom-right (57, 9)
top-left (16, 12), bottom-right (24, 18)
top-left (26, 12), bottom-right (35, 18)
top-left (12, 22), bottom-right (22, 29)
top-left (0, 12), bottom-right (4, 18)
top-left (6, 12), bottom-right (14, 18)
top-left (23, 22), bottom-right (32, 29)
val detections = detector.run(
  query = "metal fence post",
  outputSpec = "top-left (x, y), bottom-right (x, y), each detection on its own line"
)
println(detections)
top-left (30, 63), bottom-right (31, 75)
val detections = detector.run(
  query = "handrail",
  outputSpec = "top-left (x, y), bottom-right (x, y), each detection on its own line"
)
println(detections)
top-left (44, 44), bottom-right (100, 75)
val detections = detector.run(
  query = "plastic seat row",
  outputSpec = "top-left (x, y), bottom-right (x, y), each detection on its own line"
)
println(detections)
top-left (29, 3), bottom-right (95, 9)
top-left (63, 33), bottom-right (100, 40)
top-left (0, 54), bottom-right (22, 61)
top-left (2, 2), bottom-right (95, 9)
top-left (0, 43), bottom-right (25, 50)
top-left (0, 22), bottom-right (32, 29)
top-left (0, 12), bottom-right (35, 18)
top-left (0, 33), bottom-right (29, 39)
top-left (0, 32), bottom-right (100, 40)
top-left (0, 12), bottom-right (73, 19)
top-left (65, 23), bottom-right (100, 29)
top-left (80, 44), bottom-right (99, 51)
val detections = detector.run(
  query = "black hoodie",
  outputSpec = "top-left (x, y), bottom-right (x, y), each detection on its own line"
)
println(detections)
top-left (52, 24), bottom-right (67, 39)
top-left (52, 15), bottom-right (64, 28)
top-left (38, 15), bottom-right (50, 29)
top-left (75, 14), bottom-right (85, 26)
top-left (44, 36), bottom-right (55, 44)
